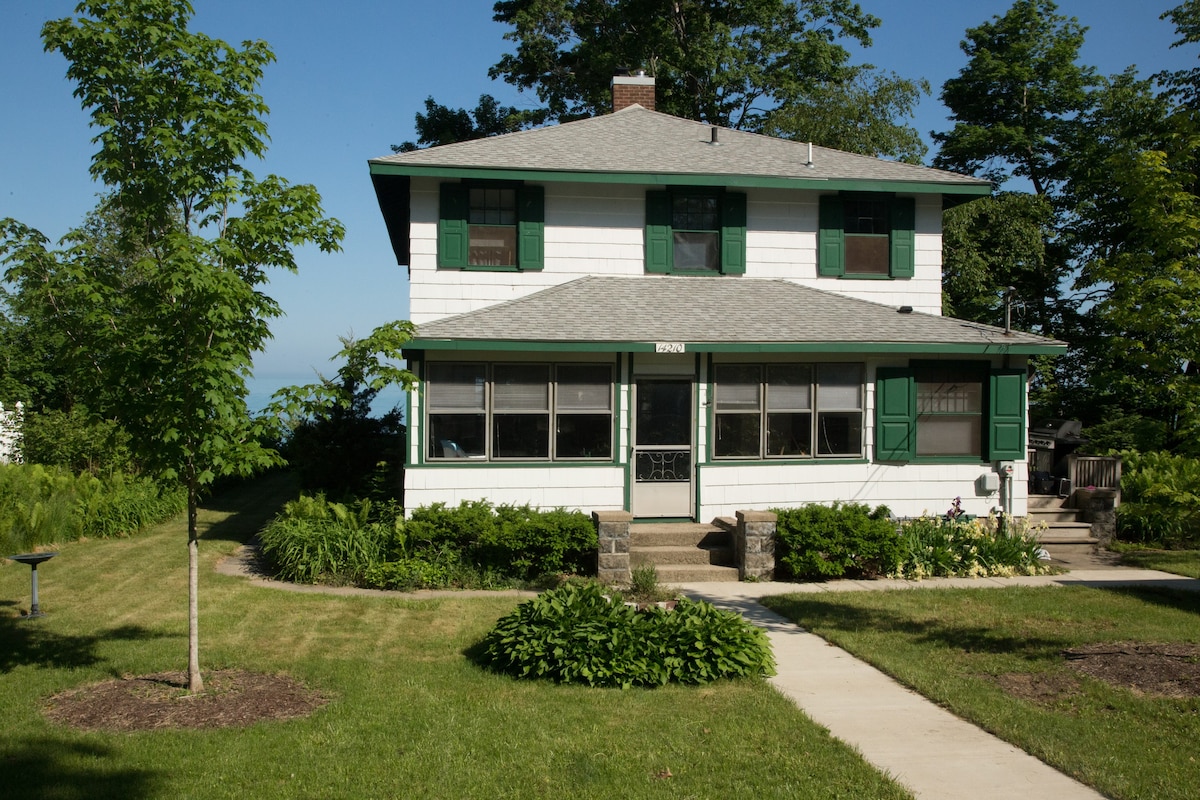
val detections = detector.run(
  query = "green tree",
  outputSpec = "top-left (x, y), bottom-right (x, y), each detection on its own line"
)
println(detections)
top-left (1, 0), bottom-right (344, 692)
top-left (933, 0), bottom-right (1101, 424)
top-left (392, 94), bottom-right (546, 152)
top-left (270, 322), bottom-right (417, 499)
top-left (933, 0), bottom-right (1097, 194)
top-left (407, 0), bottom-right (928, 160)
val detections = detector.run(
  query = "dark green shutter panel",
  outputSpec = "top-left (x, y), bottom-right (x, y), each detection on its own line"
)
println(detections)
top-left (890, 197), bottom-right (915, 278)
top-left (988, 368), bottom-right (1026, 461)
top-left (720, 192), bottom-right (747, 274)
top-left (645, 191), bottom-right (672, 273)
top-left (818, 196), bottom-right (845, 276)
top-left (437, 183), bottom-right (469, 268)
top-left (517, 184), bottom-right (544, 271)
top-left (875, 367), bottom-right (915, 462)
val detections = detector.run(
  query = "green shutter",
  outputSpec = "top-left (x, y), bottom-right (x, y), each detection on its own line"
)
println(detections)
top-left (438, 183), bottom-right (469, 268)
top-left (517, 184), bottom-right (544, 271)
top-left (988, 368), bottom-right (1026, 461)
top-left (875, 367), bottom-right (915, 462)
top-left (818, 195), bottom-right (845, 276)
top-left (720, 192), bottom-right (747, 274)
top-left (645, 190), bottom-right (672, 273)
top-left (890, 197), bottom-right (915, 278)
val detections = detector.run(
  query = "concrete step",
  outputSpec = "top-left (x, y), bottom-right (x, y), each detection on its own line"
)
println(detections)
top-left (1029, 509), bottom-right (1083, 524)
top-left (631, 545), bottom-right (734, 567)
top-left (631, 523), bottom-right (731, 548)
top-left (1037, 524), bottom-right (1098, 545)
top-left (653, 563), bottom-right (741, 583)
top-left (1028, 494), bottom-right (1070, 510)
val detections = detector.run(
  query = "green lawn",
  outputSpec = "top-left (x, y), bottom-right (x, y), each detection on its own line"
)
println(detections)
top-left (1, 475), bottom-right (911, 800)
top-left (1116, 547), bottom-right (1200, 578)
top-left (763, 585), bottom-right (1200, 800)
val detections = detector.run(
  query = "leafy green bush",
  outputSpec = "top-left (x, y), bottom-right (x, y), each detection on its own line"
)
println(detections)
top-left (1117, 450), bottom-right (1200, 547)
top-left (0, 463), bottom-right (183, 552)
top-left (895, 514), bottom-right (1049, 579)
top-left (258, 494), bottom-right (399, 584)
top-left (21, 407), bottom-right (135, 474)
top-left (407, 501), bottom-right (596, 580)
top-left (478, 582), bottom-right (775, 688)
top-left (774, 502), bottom-right (898, 579)
top-left (261, 496), bottom-right (597, 587)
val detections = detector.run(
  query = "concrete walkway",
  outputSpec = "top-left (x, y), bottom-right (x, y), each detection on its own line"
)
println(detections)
top-left (676, 567), bottom-right (1200, 800)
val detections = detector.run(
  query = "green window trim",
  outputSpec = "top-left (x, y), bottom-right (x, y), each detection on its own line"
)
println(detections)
top-left (438, 182), bottom-right (544, 271)
top-left (644, 189), bottom-right (747, 275)
top-left (819, 194), bottom-right (915, 279)
top-left (874, 364), bottom-right (1027, 463)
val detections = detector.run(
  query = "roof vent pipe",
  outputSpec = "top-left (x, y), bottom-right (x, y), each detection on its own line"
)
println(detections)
top-left (806, 142), bottom-right (814, 168)
top-left (711, 126), bottom-right (719, 145)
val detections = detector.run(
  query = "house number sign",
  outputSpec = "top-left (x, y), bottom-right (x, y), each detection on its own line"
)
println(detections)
top-left (654, 343), bottom-right (686, 353)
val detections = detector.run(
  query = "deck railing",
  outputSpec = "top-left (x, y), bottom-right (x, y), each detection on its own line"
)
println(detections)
top-left (1066, 454), bottom-right (1122, 498)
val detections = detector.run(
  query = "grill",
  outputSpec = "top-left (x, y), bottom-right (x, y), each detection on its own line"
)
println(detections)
top-left (1027, 419), bottom-right (1086, 494)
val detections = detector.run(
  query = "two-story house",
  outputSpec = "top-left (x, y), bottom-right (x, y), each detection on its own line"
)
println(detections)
top-left (368, 74), bottom-right (1064, 523)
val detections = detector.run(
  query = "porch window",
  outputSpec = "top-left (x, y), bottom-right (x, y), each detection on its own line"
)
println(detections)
top-left (426, 363), bottom-right (487, 458)
top-left (426, 361), bottom-right (613, 461)
top-left (874, 364), bottom-right (1026, 462)
top-left (714, 363), bottom-right (863, 459)
top-left (915, 365), bottom-right (983, 458)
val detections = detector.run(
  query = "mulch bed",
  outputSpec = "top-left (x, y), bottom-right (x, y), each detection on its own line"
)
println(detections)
top-left (998, 641), bottom-right (1200, 703)
top-left (43, 669), bottom-right (327, 732)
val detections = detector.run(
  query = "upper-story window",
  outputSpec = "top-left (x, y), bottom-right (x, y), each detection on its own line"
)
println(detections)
top-left (438, 182), bottom-right (544, 271)
top-left (645, 188), bottom-right (746, 275)
top-left (468, 187), bottom-right (517, 265)
top-left (819, 194), bottom-right (915, 279)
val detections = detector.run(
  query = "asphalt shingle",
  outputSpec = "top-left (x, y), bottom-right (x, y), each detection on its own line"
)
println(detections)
top-left (370, 106), bottom-right (988, 190)
top-left (413, 276), bottom-right (1061, 351)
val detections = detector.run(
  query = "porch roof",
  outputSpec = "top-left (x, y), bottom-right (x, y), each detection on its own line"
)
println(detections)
top-left (407, 276), bottom-right (1066, 356)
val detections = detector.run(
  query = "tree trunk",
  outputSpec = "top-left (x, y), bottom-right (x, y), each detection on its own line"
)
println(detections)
top-left (187, 477), bottom-right (204, 693)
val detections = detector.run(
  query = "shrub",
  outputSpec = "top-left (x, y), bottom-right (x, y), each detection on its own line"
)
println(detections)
top-left (0, 463), bottom-right (183, 553)
top-left (21, 407), bottom-right (135, 474)
top-left (774, 502), bottom-right (898, 580)
top-left (261, 496), bottom-right (597, 587)
top-left (258, 494), bottom-right (400, 584)
top-left (894, 514), bottom-right (1049, 580)
top-left (407, 501), bottom-right (596, 581)
top-left (478, 582), bottom-right (775, 688)
top-left (1116, 450), bottom-right (1200, 547)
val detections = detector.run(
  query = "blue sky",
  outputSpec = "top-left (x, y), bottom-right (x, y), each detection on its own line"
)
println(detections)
top-left (1, 1), bottom-right (1194, 409)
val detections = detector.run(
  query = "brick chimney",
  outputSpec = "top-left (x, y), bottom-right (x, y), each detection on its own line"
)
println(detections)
top-left (612, 71), bottom-right (655, 112)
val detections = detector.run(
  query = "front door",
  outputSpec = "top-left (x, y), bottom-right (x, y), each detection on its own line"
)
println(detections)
top-left (631, 378), bottom-right (693, 518)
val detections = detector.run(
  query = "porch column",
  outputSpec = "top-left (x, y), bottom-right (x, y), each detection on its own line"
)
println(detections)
top-left (736, 510), bottom-right (777, 581)
top-left (593, 510), bottom-right (633, 583)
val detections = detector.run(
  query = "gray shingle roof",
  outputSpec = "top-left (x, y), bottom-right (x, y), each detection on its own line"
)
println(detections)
top-left (370, 106), bottom-right (988, 190)
top-left (412, 276), bottom-right (1063, 353)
